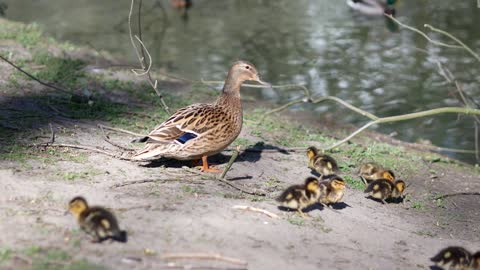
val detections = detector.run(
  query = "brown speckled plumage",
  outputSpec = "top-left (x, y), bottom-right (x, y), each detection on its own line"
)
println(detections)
top-left (131, 61), bottom-right (268, 171)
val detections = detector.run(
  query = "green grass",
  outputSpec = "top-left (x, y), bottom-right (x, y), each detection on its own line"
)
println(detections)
top-left (287, 215), bottom-right (305, 226)
top-left (0, 246), bottom-right (107, 270)
top-left (0, 248), bottom-right (12, 265)
top-left (0, 21), bottom-right (43, 47)
top-left (343, 175), bottom-right (365, 190)
top-left (30, 52), bottom-right (85, 88)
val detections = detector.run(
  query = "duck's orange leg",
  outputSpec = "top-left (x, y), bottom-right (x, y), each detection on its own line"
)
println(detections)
top-left (200, 155), bottom-right (221, 173)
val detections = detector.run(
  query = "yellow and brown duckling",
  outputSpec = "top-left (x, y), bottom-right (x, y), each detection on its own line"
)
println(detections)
top-left (358, 162), bottom-right (395, 184)
top-left (276, 177), bottom-right (321, 218)
top-left (318, 175), bottom-right (346, 206)
top-left (132, 61), bottom-right (269, 173)
top-left (68, 196), bottom-right (127, 243)
top-left (390, 179), bottom-right (406, 201)
top-left (431, 246), bottom-right (473, 270)
top-left (306, 146), bottom-right (338, 177)
top-left (364, 179), bottom-right (406, 204)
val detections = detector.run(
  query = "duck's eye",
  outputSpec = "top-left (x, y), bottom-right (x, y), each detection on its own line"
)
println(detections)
top-left (245, 65), bottom-right (250, 70)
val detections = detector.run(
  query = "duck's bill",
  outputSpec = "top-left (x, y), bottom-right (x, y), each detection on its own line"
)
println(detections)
top-left (251, 76), bottom-right (271, 87)
top-left (256, 79), bottom-right (271, 87)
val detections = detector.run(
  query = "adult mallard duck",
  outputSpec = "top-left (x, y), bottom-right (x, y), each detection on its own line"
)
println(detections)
top-left (346, 0), bottom-right (397, 16)
top-left (131, 61), bottom-right (269, 172)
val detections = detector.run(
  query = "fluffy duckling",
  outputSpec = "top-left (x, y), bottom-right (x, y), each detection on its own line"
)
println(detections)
top-left (364, 179), bottom-right (407, 204)
top-left (68, 196), bottom-right (127, 243)
top-left (276, 177), bottom-right (321, 217)
top-left (318, 175), bottom-right (346, 206)
top-left (364, 179), bottom-right (393, 204)
top-left (431, 246), bottom-right (472, 270)
top-left (390, 179), bottom-right (406, 201)
top-left (358, 162), bottom-right (395, 184)
top-left (306, 146), bottom-right (338, 177)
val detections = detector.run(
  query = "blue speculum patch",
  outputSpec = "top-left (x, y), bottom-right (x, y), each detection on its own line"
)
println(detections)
top-left (175, 132), bottom-right (198, 144)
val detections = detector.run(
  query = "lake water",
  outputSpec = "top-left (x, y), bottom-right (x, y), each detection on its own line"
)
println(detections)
top-left (3, 0), bottom-right (480, 163)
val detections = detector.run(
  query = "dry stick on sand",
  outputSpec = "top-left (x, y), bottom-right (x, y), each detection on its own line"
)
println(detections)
top-left (160, 253), bottom-right (247, 266)
top-left (232, 205), bottom-right (279, 219)
top-left (99, 124), bottom-right (136, 151)
top-left (184, 168), bottom-right (266, 197)
top-left (97, 124), bottom-right (145, 137)
top-left (434, 192), bottom-right (480, 200)
top-left (128, 0), bottom-right (170, 114)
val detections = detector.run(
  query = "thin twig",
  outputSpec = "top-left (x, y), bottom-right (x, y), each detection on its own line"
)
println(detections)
top-left (128, 0), bottom-right (170, 114)
top-left (232, 205), bottom-right (279, 219)
top-left (0, 54), bottom-right (72, 94)
top-left (216, 178), bottom-right (266, 196)
top-left (97, 124), bottom-right (145, 137)
top-left (184, 168), bottom-right (266, 196)
top-left (48, 123), bottom-right (55, 145)
top-left (324, 107), bottom-right (480, 150)
top-left (384, 15), bottom-right (463, 49)
top-left (220, 146), bottom-right (241, 179)
top-left (99, 125), bottom-right (136, 151)
top-left (36, 143), bottom-right (132, 160)
top-left (111, 177), bottom-right (202, 188)
top-left (424, 24), bottom-right (480, 63)
top-left (434, 192), bottom-right (480, 200)
top-left (161, 253), bottom-right (247, 266)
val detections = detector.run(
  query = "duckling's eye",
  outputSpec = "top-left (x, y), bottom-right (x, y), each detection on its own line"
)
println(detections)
top-left (245, 65), bottom-right (250, 70)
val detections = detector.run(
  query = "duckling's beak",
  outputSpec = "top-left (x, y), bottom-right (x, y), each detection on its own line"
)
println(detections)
top-left (251, 74), bottom-right (271, 87)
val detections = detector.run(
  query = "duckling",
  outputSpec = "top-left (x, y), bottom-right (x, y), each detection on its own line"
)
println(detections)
top-left (318, 175), bottom-right (346, 207)
top-left (276, 177), bottom-right (321, 217)
top-left (306, 146), bottom-right (338, 177)
top-left (390, 179), bottom-right (406, 202)
top-left (431, 246), bottom-right (471, 270)
top-left (358, 162), bottom-right (395, 184)
top-left (364, 179), bottom-right (393, 204)
top-left (68, 196), bottom-right (127, 243)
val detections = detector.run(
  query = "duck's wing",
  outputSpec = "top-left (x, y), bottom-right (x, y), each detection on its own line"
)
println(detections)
top-left (132, 103), bottom-right (232, 160)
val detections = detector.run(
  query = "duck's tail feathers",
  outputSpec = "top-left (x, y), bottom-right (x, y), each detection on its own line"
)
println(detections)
top-left (131, 136), bottom-right (150, 143)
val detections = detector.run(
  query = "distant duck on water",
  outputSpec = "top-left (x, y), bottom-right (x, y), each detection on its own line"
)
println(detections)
top-left (131, 61), bottom-right (270, 173)
top-left (346, 0), bottom-right (397, 16)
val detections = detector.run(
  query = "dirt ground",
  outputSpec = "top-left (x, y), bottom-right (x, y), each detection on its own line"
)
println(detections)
top-left (1, 19), bottom-right (480, 270)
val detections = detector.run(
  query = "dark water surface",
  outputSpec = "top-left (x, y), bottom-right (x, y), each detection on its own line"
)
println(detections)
top-left (3, 0), bottom-right (480, 163)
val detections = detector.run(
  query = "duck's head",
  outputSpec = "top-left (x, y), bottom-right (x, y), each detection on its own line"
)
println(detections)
top-left (304, 177), bottom-right (320, 192)
top-left (306, 146), bottom-right (318, 160)
top-left (394, 180), bottom-right (406, 193)
top-left (227, 61), bottom-right (270, 87)
top-left (68, 196), bottom-right (88, 219)
top-left (330, 177), bottom-right (346, 191)
top-left (382, 170), bottom-right (395, 182)
top-left (360, 163), bottom-right (377, 175)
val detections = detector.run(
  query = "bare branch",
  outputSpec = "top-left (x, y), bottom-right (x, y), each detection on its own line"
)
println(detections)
top-left (0, 54), bottom-right (72, 94)
top-left (232, 205), bottom-right (279, 219)
top-left (384, 14), bottom-right (463, 49)
top-left (128, 0), bottom-right (170, 114)
top-left (424, 24), bottom-right (480, 63)
top-left (161, 253), bottom-right (247, 266)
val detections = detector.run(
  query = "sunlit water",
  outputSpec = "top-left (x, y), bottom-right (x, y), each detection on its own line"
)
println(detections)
top-left (3, 0), bottom-right (480, 163)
